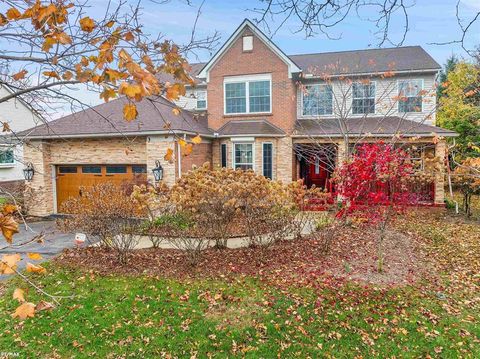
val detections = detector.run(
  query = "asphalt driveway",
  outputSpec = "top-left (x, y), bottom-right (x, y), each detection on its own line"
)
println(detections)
top-left (0, 220), bottom-right (81, 277)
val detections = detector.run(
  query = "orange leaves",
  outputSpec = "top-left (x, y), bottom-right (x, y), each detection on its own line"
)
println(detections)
top-left (62, 71), bottom-right (73, 80)
top-left (119, 82), bottom-right (142, 100)
top-left (123, 103), bottom-right (138, 122)
top-left (183, 143), bottom-right (193, 156)
top-left (164, 148), bottom-right (174, 162)
top-left (27, 253), bottom-right (43, 261)
top-left (12, 302), bottom-right (35, 320)
top-left (13, 288), bottom-right (25, 302)
top-left (0, 253), bottom-right (21, 274)
top-left (43, 71), bottom-right (60, 80)
top-left (0, 214), bottom-right (19, 244)
top-left (26, 262), bottom-right (47, 274)
top-left (191, 135), bottom-right (202, 145)
top-left (79, 16), bottom-right (95, 33)
top-left (124, 31), bottom-right (134, 42)
top-left (0, 14), bottom-right (8, 26)
top-left (165, 83), bottom-right (185, 101)
top-left (172, 108), bottom-right (181, 116)
top-left (100, 87), bottom-right (117, 102)
top-left (6, 7), bottom-right (21, 20)
top-left (12, 69), bottom-right (28, 81)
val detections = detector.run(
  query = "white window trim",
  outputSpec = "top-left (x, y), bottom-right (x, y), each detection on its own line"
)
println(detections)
top-left (195, 90), bottom-right (207, 110)
top-left (351, 80), bottom-right (377, 116)
top-left (0, 146), bottom-right (15, 168)
top-left (261, 141), bottom-right (274, 179)
top-left (224, 74), bottom-right (272, 115)
top-left (232, 142), bottom-right (255, 171)
top-left (397, 78), bottom-right (424, 113)
top-left (301, 83), bottom-right (334, 117)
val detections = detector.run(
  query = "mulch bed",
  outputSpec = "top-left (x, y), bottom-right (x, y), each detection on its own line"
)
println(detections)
top-left (54, 224), bottom-right (428, 288)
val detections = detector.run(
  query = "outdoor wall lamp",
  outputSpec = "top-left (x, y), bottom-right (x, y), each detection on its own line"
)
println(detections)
top-left (152, 160), bottom-right (164, 182)
top-left (23, 162), bottom-right (35, 181)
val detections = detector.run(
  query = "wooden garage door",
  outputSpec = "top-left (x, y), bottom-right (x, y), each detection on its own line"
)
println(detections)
top-left (56, 164), bottom-right (147, 212)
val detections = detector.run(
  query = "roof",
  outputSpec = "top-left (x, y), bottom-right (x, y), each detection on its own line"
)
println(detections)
top-left (289, 46), bottom-right (440, 77)
top-left (216, 120), bottom-right (285, 137)
top-left (156, 62), bottom-right (206, 85)
top-left (197, 19), bottom-right (302, 81)
top-left (21, 95), bottom-right (213, 139)
top-left (293, 117), bottom-right (457, 138)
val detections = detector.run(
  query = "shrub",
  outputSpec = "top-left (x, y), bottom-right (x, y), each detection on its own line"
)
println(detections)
top-left (58, 182), bottom-right (145, 263)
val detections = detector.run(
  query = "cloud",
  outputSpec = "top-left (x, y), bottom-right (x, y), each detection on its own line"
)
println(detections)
top-left (460, 0), bottom-right (480, 10)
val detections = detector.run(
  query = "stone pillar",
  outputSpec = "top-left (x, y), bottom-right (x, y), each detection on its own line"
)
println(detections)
top-left (434, 139), bottom-right (446, 205)
top-left (23, 140), bottom-right (54, 217)
top-left (146, 136), bottom-right (177, 187)
top-left (276, 136), bottom-right (293, 183)
top-left (336, 139), bottom-right (347, 166)
top-left (212, 139), bottom-right (220, 168)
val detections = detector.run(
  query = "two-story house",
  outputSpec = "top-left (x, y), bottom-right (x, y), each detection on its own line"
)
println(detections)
top-left (21, 19), bottom-right (456, 217)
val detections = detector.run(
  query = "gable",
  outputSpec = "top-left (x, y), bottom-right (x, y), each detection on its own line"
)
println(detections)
top-left (197, 19), bottom-right (301, 82)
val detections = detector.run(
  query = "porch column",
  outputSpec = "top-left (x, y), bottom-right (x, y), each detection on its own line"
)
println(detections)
top-left (336, 139), bottom-right (347, 166)
top-left (434, 139), bottom-right (446, 205)
top-left (276, 136), bottom-right (293, 183)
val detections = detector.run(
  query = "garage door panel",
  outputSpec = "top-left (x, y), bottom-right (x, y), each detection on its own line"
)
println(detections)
top-left (56, 164), bottom-right (147, 212)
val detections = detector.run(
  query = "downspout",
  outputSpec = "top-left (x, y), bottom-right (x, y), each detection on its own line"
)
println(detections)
top-left (177, 134), bottom-right (186, 179)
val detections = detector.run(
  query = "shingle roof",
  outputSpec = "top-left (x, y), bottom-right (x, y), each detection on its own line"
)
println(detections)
top-left (21, 95), bottom-right (212, 139)
top-left (289, 46), bottom-right (440, 76)
top-left (216, 120), bottom-right (285, 137)
top-left (294, 117), bottom-right (457, 137)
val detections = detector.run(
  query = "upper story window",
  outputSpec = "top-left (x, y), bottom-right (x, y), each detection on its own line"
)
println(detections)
top-left (196, 90), bottom-right (207, 110)
top-left (224, 75), bottom-right (271, 115)
top-left (302, 84), bottom-right (333, 116)
top-left (352, 82), bottom-right (376, 114)
top-left (243, 35), bottom-right (253, 51)
top-left (398, 79), bottom-right (423, 113)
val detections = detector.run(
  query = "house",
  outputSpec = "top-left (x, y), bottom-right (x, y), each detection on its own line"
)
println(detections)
top-left (0, 85), bottom-right (43, 196)
top-left (22, 19), bottom-right (456, 217)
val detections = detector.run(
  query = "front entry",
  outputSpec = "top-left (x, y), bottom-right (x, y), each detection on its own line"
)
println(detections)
top-left (55, 164), bottom-right (147, 212)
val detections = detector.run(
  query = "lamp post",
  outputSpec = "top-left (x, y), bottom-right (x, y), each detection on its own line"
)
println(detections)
top-left (152, 160), bottom-right (163, 182)
top-left (23, 162), bottom-right (35, 181)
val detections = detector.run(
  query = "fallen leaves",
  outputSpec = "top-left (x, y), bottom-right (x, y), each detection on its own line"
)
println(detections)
top-left (12, 302), bottom-right (35, 320)
top-left (27, 252), bottom-right (43, 261)
top-left (13, 288), bottom-right (25, 302)
top-left (26, 262), bottom-right (47, 274)
top-left (0, 213), bottom-right (19, 243)
top-left (0, 253), bottom-right (21, 274)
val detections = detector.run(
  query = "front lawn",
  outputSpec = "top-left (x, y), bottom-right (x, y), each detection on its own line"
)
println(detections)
top-left (0, 210), bottom-right (479, 358)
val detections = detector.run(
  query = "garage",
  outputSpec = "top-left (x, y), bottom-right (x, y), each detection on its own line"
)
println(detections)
top-left (56, 164), bottom-right (147, 211)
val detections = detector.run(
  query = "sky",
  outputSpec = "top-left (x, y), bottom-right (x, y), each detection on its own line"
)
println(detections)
top-left (129, 0), bottom-right (480, 65)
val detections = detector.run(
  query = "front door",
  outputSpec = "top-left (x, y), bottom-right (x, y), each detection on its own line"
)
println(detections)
top-left (308, 156), bottom-right (329, 189)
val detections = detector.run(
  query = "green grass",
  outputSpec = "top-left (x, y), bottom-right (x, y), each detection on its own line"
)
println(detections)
top-left (0, 266), bottom-right (479, 358)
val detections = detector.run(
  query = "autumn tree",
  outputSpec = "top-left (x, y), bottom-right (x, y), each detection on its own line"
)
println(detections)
top-left (0, 0), bottom-right (218, 319)
top-left (452, 157), bottom-right (480, 217)
top-left (437, 61), bottom-right (480, 159)
top-left (333, 142), bottom-right (420, 272)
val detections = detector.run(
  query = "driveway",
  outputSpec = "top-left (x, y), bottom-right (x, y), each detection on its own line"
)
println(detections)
top-left (0, 220), bottom-right (82, 278)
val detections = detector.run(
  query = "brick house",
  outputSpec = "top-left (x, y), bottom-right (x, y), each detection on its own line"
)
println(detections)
top-left (22, 19), bottom-right (456, 217)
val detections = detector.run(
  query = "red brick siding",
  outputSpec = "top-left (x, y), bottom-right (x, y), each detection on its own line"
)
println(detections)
top-left (179, 142), bottom-right (212, 175)
top-left (207, 27), bottom-right (297, 133)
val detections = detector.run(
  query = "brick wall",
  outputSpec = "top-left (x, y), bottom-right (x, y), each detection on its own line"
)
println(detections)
top-left (207, 27), bottom-right (297, 133)
top-left (179, 141), bottom-right (212, 176)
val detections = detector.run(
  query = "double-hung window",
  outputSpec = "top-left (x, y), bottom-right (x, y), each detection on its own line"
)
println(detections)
top-left (302, 84), bottom-right (333, 116)
top-left (352, 82), bottom-right (376, 114)
top-left (224, 75), bottom-right (271, 114)
top-left (233, 143), bottom-right (254, 170)
top-left (0, 148), bottom-right (14, 165)
top-left (398, 79), bottom-right (423, 113)
top-left (195, 90), bottom-right (207, 110)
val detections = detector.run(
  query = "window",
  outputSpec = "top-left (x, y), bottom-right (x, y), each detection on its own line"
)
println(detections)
top-left (106, 165), bottom-right (127, 174)
top-left (0, 149), bottom-right (14, 164)
top-left (249, 81), bottom-right (270, 113)
top-left (225, 82), bottom-right (246, 114)
top-left (132, 165), bottom-right (147, 173)
top-left (221, 143), bottom-right (227, 168)
top-left (224, 75), bottom-right (271, 114)
top-left (302, 84), bottom-right (333, 116)
top-left (398, 79), bottom-right (423, 113)
top-left (233, 143), bottom-right (254, 170)
top-left (262, 143), bottom-right (273, 179)
top-left (196, 90), bottom-right (207, 110)
top-left (82, 166), bottom-right (101, 174)
top-left (352, 82), bottom-right (376, 114)
top-left (59, 166), bottom-right (77, 174)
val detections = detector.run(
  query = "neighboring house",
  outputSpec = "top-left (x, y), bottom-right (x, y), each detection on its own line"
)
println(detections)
top-left (0, 85), bottom-right (43, 194)
top-left (21, 19), bottom-right (456, 217)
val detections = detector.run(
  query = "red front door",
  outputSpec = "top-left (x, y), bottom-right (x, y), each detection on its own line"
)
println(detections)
top-left (308, 156), bottom-right (329, 189)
